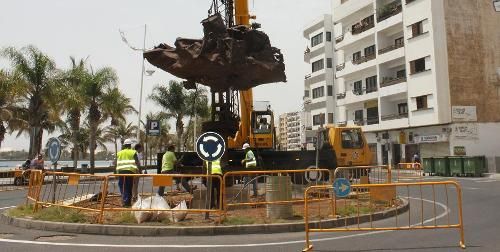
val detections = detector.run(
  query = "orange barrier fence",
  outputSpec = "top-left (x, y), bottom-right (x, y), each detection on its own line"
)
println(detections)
top-left (303, 181), bottom-right (465, 251)
top-left (25, 170), bottom-right (43, 205)
top-left (393, 163), bottom-right (424, 182)
top-left (333, 165), bottom-right (391, 185)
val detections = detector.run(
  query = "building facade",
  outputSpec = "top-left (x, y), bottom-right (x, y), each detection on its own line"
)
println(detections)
top-left (303, 14), bottom-right (336, 146)
top-left (331, 0), bottom-right (500, 171)
top-left (278, 111), bottom-right (311, 151)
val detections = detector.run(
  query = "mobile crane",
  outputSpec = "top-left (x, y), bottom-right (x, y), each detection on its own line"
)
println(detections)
top-left (147, 0), bottom-right (373, 175)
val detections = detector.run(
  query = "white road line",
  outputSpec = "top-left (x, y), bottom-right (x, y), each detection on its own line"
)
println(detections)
top-left (0, 206), bottom-right (16, 211)
top-left (0, 198), bottom-right (450, 248)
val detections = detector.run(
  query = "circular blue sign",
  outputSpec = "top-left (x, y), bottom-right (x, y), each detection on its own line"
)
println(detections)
top-left (47, 138), bottom-right (61, 164)
top-left (196, 132), bottom-right (226, 162)
top-left (333, 178), bottom-right (351, 198)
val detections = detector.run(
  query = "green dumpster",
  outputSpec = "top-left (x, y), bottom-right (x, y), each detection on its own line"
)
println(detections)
top-left (463, 156), bottom-right (484, 177)
top-left (448, 156), bottom-right (464, 176)
top-left (433, 157), bottom-right (450, 177)
top-left (422, 158), bottom-right (434, 175)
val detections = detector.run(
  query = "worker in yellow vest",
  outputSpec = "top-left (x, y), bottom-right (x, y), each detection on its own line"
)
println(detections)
top-left (158, 145), bottom-right (193, 196)
top-left (203, 159), bottom-right (223, 209)
top-left (241, 143), bottom-right (258, 196)
top-left (116, 139), bottom-right (140, 207)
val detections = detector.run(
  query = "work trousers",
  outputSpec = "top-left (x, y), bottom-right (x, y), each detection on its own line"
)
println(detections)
top-left (157, 170), bottom-right (192, 196)
top-left (117, 170), bottom-right (136, 207)
top-left (202, 176), bottom-right (222, 209)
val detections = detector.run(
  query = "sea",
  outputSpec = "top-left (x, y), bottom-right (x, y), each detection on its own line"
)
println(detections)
top-left (0, 160), bottom-right (113, 171)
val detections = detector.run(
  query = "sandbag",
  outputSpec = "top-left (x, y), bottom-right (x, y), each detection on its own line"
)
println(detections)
top-left (169, 200), bottom-right (188, 223)
top-left (132, 196), bottom-right (153, 224)
top-left (150, 195), bottom-right (170, 221)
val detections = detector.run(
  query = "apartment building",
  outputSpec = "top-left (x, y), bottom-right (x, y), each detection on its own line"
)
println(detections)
top-left (332, 0), bottom-right (500, 171)
top-left (278, 111), bottom-right (311, 151)
top-left (303, 14), bottom-right (336, 139)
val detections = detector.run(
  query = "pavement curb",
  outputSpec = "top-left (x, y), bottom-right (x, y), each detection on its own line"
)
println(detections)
top-left (1, 199), bottom-right (409, 236)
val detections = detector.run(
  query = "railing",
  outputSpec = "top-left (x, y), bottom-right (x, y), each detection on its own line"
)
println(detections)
top-left (352, 53), bottom-right (376, 65)
top-left (377, 2), bottom-right (403, 22)
top-left (304, 74), bottom-right (311, 80)
top-left (335, 35), bottom-right (344, 43)
top-left (378, 42), bottom-right (405, 55)
top-left (336, 92), bottom-right (346, 99)
top-left (352, 19), bottom-right (375, 35)
top-left (381, 113), bottom-right (408, 121)
top-left (380, 76), bottom-right (407, 87)
top-left (303, 181), bottom-right (466, 251)
top-left (336, 63), bottom-right (345, 71)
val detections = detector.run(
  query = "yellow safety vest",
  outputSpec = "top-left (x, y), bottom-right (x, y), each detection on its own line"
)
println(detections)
top-left (116, 149), bottom-right (138, 173)
top-left (245, 150), bottom-right (257, 168)
top-left (162, 151), bottom-right (177, 172)
top-left (205, 160), bottom-right (222, 175)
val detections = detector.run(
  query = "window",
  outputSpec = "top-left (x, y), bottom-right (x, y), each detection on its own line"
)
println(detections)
top-left (366, 107), bottom-right (379, 125)
top-left (312, 59), bottom-right (324, 72)
top-left (411, 21), bottom-right (424, 38)
top-left (395, 37), bottom-right (404, 46)
top-left (327, 85), bottom-right (333, 96)
top-left (328, 113), bottom-right (334, 124)
top-left (416, 96), bottom-right (428, 110)
top-left (313, 114), bottom-right (325, 126)
top-left (326, 32), bottom-right (332, 42)
top-left (396, 69), bottom-right (406, 78)
top-left (352, 51), bottom-right (361, 61)
top-left (341, 129), bottom-right (364, 149)
top-left (365, 75), bottom-right (378, 93)
top-left (354, 110), bottom-right (364, 122)
top-left (398, 103), bottom-right (408, 115)
top-left (353, 81), bottom-right (363, 95)
top-left (364, 45), bottom-right (376, 56)
top-left (311, 33), bottom-right (323, 47)
top-left (304, 90), bottom-right (310, 98)
top-left (410, 57), bottom-right (427, 74)
top-left (312, 86), bottom-right (325, 98)
top-left (326, 58), bottom-right (333, 68)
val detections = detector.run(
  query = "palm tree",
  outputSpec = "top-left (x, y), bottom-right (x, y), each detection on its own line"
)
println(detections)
top-left (105, 121), bottom-right (138, 162)
top-left (101, 87), bottom-right (136, 127)
top-left (1, 45), bottom-right (61, 157)
top-left (82, 66), bottom-right (118, 173)
top-left (149, 80), bottom-right (209, 151)
top-left (0, 70), bottom-right (23, 149)
top-left (182, 86), bottom-right (210, 150)
top-left (61, 56), bottom-right (88, 169)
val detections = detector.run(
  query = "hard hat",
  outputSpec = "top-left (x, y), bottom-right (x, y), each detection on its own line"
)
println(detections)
top-left (123, 139), bottom-right (133, 145)
top-left (242, 143), bottom-right (250, 150)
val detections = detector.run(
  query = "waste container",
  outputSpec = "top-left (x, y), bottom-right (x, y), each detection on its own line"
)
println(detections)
top-left (433, 157), bottom-right (450, 177)
top-left (422, 158), bottom-right (434, 175)
top-left (463, 156), bottom-right (484, 177)
top-left (81, 164), bottom-right (89, 174)
top-left (448, 156), bottom-right (464, 176)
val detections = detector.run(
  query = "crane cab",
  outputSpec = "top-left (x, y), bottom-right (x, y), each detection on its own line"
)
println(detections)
top-left (321, 126), bottom-right (373, 167)
top-left (248, 105), bottom-right (274, 149)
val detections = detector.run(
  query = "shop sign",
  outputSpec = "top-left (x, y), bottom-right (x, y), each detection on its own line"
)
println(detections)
top-left (453, 123), bottom-right (479, 140)
top-left (415, 134), bottom-right (448, 143)
top-left (452, 106), bottom-right (477, 122)
top-left (454, 146), bottom-right (466, 156)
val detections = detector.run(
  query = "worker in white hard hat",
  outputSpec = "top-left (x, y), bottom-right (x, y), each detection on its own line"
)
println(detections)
top-left (241, 143), bottom-right (258, 197)
top-left (116, 138), bottom-right (140, 207)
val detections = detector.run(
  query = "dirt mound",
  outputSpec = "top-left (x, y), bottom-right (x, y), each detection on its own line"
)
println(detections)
top-left (144, 14), bottom-right (286, 91)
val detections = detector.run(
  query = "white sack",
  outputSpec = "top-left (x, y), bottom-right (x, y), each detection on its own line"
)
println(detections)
top-left (170, 200), bottom-right (188, 222)
top-left (132, 196), bottom-right (153, 224)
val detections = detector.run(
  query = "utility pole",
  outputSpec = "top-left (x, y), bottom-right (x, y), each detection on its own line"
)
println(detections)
top-left (137, 24), bottom-right (147, 141)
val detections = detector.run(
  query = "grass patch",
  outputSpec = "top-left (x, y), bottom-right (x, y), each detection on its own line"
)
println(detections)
top-left (109, 212), bottom-right (137, 225)
top-left (337, 205), bottom-right (373, 217)
top-left (32, 206), bottom-right (88, 223)
top-left (222, 216), bottom-right (256, 225)
top-left (7, 205), bottom-right (35, 218)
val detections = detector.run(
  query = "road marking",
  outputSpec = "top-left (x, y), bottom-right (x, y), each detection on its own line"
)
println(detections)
top-left (0, 198), bottom-right (450, 248)
top-left (0, 206), bottom-right (16, 211)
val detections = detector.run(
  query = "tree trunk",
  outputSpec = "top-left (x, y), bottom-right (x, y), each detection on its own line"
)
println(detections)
top-left (0, 121), bottom-right (5, 150)
top-left (29, 126), bottom-right (43, 158)
top-left (114, 137), bottom-right (118, 168)
top-left (176, 117), bottom-right (184, 152)
top-left (70, 109), bottom-right (81, 170)
top-left (89, 120), bottom-right (96, 174)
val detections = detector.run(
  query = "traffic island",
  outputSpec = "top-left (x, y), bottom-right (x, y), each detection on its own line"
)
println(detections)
top-left (1, 199), bottom-right (409, 236)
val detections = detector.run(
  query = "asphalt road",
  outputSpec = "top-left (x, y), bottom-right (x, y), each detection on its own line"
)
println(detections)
top-left (0, 175), bottom-right (499, 252)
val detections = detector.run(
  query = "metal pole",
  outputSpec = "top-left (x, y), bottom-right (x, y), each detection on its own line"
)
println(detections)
top-left (315, 129), bottom-right (320, 169)
top-left (193, 116), bottom-right (197, 151)
top-left (205, 162), bottom-right (212, 219)
top-left (137, 24), bottom-right (147, 141)
top-left (51, 163), bottom-right (57, 204)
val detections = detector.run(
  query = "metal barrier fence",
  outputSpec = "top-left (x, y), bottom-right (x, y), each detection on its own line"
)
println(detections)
top-left (222, 169), bottom-right (331, 221)
top-left (25, 170), bottom-right (43, 205)
top-left (0, 169), bottom-right (28, 192)
top-left (393, 163), bottom-right (423, 182)
top-left (102, 173), bottom-right (223, 224)
top-left (303, 181), bottom-right (465, 251)
top-left (32, 172), bottom-right (108, 221)
top-left (333, 166), bottom-right (391, 185)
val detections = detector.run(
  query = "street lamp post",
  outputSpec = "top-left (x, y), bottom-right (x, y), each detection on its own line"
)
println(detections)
top-left (137, 24), bottom-right (147, 141)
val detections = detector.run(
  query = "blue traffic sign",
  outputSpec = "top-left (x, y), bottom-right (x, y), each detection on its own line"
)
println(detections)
top-left (196, 132), bottom-right (226, 162)
top-left (333, 178), bottom-right (351, 198)
top-left (47, 138), bottom-right (61, 164)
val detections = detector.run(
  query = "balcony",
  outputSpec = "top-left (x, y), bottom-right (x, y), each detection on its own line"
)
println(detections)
top-left (305, 74), bottom-right (311, 80)
top-left (334, 0), bottom-right (373, 22)
top-left (352, 53), bottom-right (376, 65)
top-left (337, 92), bottom-right (346, 99)
top-left (335, 35), bottom-right (344, 43)
top-left (336, 63), bottom-right (346, 71)
top-left (381, 113), bottom-right (408, 121)
top-left (304, 50), bottom-right (311, 62)
top-left (354, 116), bottom-right (380, 126)
top-left (378, 42), bottom-right (404, 55)
top-left (377, 1), bottom-right (402, 23)
top-left (380, 76), bottom-right (407, 88)
top-left (352, 18), bottom-right (375, 35)
top-left (337, 59), bottom-right (377, 78)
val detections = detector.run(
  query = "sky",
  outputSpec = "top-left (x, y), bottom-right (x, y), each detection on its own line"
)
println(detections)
top-left (0, 0), bottom-right (331, 151)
